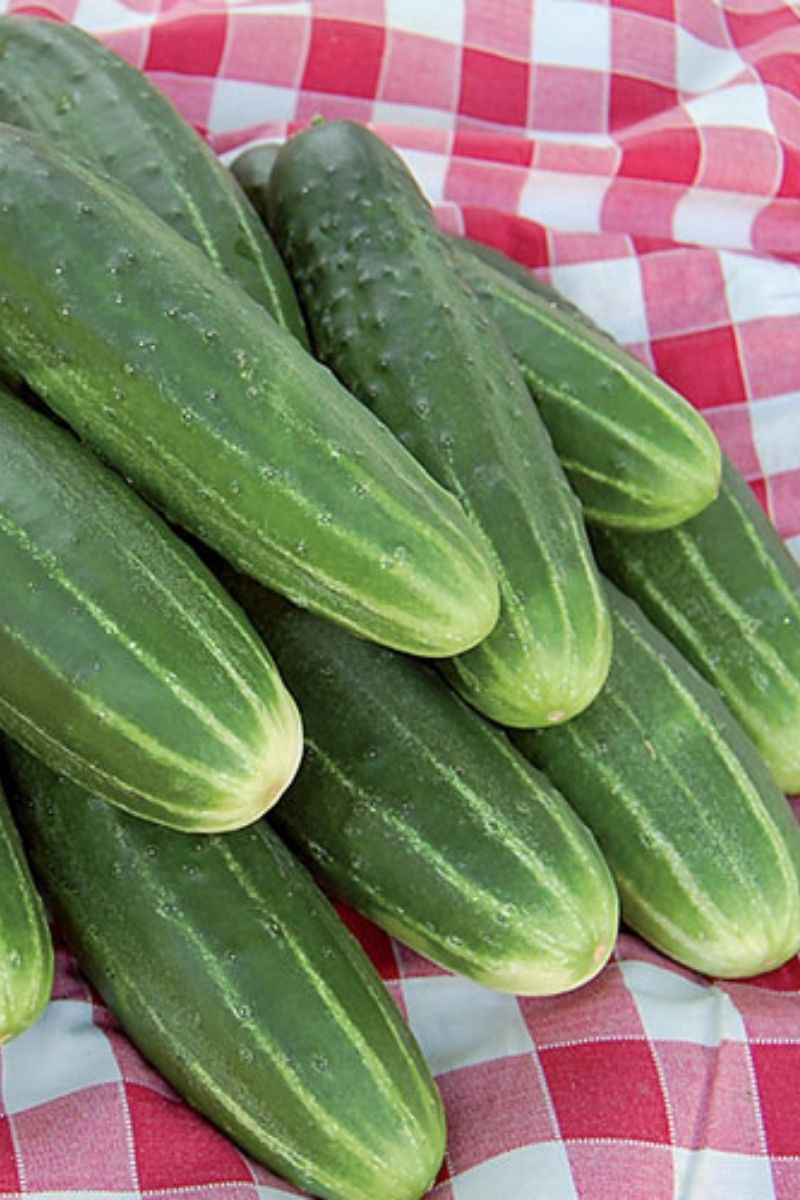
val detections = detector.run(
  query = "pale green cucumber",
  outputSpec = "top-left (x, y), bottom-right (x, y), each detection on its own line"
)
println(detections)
top-left (513, 584), bottom-right (800, 978)
top-left (0, 386), bottom-right (302, 832)
top-left (0, 778), bottom-right (52, 1043)
top-left (450, 237), bottom-right (721, 531)
top-left (594, 457), bottom-right (800, 793)
top-left (0, 124), bottom-right (499, 659)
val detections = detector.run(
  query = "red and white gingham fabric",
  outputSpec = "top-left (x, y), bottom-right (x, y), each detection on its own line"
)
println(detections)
top-left (1, 1), bottom-right (799, 1198)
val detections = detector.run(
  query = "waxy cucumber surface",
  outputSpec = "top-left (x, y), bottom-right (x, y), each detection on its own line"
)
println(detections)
top-left (0, 387), bottom-right (302, 832)
top-left (594, 458), bottom-right (800, 794)
top-left (0, 125), bottom-right (498, 659)
top-left (513, 584), bottom-right (800, 978)
top-left (0, 16), bottom-right (307, 342)
top-left (266, 120), bottom-right (610, 728)
top-left (6, 745), bottom-right (445, 1200)
top-left (451, 237), bottom-right (721, 531)
top-left (0, 778), bottom-right (52, 1043)
top-left (224, 572), bottom-right (619, 997)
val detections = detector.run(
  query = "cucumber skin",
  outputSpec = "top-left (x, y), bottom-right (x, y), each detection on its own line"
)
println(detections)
top-left (0, 779), bottom-right (52, 1043)
top-left (6, 745), bottom-right (445, 1200)
top-left (0, 125), bottom-right (499, 660)
top-left (231, 142), bottom-right (281, 219)
top-left (451, 238), bottom-right (721, 532)
top-left (593, 458), bottom-right (800, 794)
top-left (0, 16), bottom-right (307, 343)
top-left (266, 120), bottom-right (610, 729)
top-left (0, 387), bottom-right (302, 833)
top-left (513, 584), bottom-right (800, 979)
top-left (222, 571), bottom-right (619, 997)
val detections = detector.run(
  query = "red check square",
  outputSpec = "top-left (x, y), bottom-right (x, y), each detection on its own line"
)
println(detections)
top-left (567, 1141), bottom-right (674, 1200)
top-left (438, 1055), bottom-right (558, 1175)
top-left (610, 74), bottom-right (679, 132)
top-left (302, 19), bottom-right (385, 99)
top-left (619, 126), bottom-right (701, 185)
top-left (640, 248), bottom-right (728, 338)
top-left (531, 65), bottom-right (607, 134)
top-left (146, 14), bottom-right (228, 77)
top-left (127, 1081), bottom-right (251, 1189)
top-left (658, 1042), bottom-right (763, 1152)
top-left (540, 1040), bottom-right (671, 1142)
top-left (381, 31), bottom-right (460, 111)
top-left (651, 325), bottom-right (747, 411)
top-left (522, 963), bottom-right (644, 1048)
top-left (703, 405), bottom-right (761, 480)
top-left (223, 14), bottom-right (308, 87)
top-left (751, 1043), bottom-right (800, 1157)
top-left (13, 1086), bottom-right (137, 1192)
top-left (738, 317), bottom-right (800, 402)
top-left (459, 47), bottom-right (530, 126)
top-left (0, 1119), bottom-right (21, 1192)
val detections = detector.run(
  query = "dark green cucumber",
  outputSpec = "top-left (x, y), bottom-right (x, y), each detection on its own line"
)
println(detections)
top-left (223, 572), bottom-right (618, 996)
top-left (0, 125), bottom-right (498, 658)
top-left (267, 120), bottom-right (610, 728)
top-left (0, 778), bottom-right (52, 1042)
top-left (0, 387), bottom-right (302, 832)
top-left (0, 16), bottom-right (307, 342)
top-left (6, 746), bottom-right (445, 1200)
top-left (593, 458), bottom-right (800, 794)
top-left (450, 237), bottom-right (721, 531)
top-left (231, 141), bottom-right (281, 218)
top-left (513, 584), bottom-right (800, 978)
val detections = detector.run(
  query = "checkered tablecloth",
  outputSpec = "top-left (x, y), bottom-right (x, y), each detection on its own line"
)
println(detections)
top-left (0, 1), bottom-right (799, 1198)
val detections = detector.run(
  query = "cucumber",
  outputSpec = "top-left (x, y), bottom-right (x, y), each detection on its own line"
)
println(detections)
top-left (0, 387), bottom-right (302, 832)
top-left (0, 125), bottom-right (498, 659)
top-left (266, 119), bottom-right (610, 728)
top-left (450, 237), bottom-right (722, 531)
top-left (512, 583), bottom-right (800, 978)
top-left (231, 141), bottom-right (281, 218)
top-left (0, 16), bottom-right (307, 343)
top-left (0, 778), bottom-right (52, 1043)
top-left (222, 571), bottom-right (619, 996)
top-left (593, 457), bottom-right (800, 794)
top-left (5, 744), bottom-right (445, 1200)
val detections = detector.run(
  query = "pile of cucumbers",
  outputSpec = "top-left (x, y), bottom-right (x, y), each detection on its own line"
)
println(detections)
top-left (0, 16), bottom-right (799, 1200)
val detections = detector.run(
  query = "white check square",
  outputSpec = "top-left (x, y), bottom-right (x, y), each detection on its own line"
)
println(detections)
top-left (672, 1147), bottom-right (775, 1199)
top-left (622, 961), bottom-right (748, 1047)
top-left (533, 1), bottom-right (611, 72)
top-left (401, 976), bottom-right (534, 1074)
top-left (2, 1000), bottom-right (121, 1115)
top-left (452, 1143), bottom-right (578, 1200)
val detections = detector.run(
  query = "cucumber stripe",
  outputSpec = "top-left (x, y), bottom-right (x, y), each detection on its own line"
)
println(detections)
top-left (620, 611), bottom-right (799, 901)
top-left (216, 839), bottom-right (427, 1143)
top-left (307, 739), bottom-right (565, 955)
top-left (341, 685), bottom-right (592, 908)
top-left (0, 628), bottom-right (246, 790)
top-left (0, 510), bottom-right (258, 763)
top-left (473, 259), bottom-right (714, 462)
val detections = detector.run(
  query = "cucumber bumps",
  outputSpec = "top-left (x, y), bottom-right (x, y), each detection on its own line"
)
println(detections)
top-left (266, 121), bottom-right (610, 728)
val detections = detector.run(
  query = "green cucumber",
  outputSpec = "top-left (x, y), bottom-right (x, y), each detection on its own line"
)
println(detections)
top-left (0, 778), bottom-right (52, 1043)
top-left (513, 583), bottom-right (800, 978)
top-left (0, 387), bottom-right (302, 832)
top-left (450, 237), bottom-right (721, 531)
top-left (231, 141), bottom-right (281, 218)
top-left (6, 745), bottom-right (445, 1200)
top-left (0, 16), bottom-right (307, 342)
top-left (0, 125), bottom-right (498, 659)
top-left (266, 119), bottom-right (610, 728)
top-left (223, 571), bottom-right (618, 996)
top-left (593, 457), bottom-right (800, 793)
